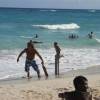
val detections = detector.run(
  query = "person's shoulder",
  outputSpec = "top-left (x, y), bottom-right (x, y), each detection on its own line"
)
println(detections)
top-left (24, 48), bottom-right (27, 50)
top-left (33, 48), bottom-right (38, 53)
top-left (23, 48), bottom-right (27, 51)
top-left (75, 90), bottom-right (92, 99)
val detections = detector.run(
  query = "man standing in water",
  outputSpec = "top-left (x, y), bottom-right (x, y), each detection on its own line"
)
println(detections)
top-left (17, 41), bottom-right (44, 79)
top-left (54, 42), bottom-right (61, 76)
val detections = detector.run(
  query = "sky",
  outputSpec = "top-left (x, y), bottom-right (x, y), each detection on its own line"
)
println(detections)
top-left (0, 0), bottom-right (100, 9)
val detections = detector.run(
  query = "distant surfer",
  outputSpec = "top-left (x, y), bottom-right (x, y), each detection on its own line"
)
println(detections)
top-left (54, 42), bottom-right (61, 76)
top-left (17, 41), bottom-right (44, 79)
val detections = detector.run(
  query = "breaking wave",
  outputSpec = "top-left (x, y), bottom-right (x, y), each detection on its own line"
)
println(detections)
top-left (32, 23), bottom-right (80, 30)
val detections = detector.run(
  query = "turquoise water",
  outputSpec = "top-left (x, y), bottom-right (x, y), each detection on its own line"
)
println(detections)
top-left (0, 8), bottom-right (100, 79)
top-left (0, 8), bottom-right (100, 49)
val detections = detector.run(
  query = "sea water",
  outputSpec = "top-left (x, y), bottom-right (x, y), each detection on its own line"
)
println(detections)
top-left (0, 8), bottom-right (100, 80)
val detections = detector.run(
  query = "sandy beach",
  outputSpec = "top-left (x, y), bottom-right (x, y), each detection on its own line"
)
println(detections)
top-left (0, 65), bottom-right (100, 100)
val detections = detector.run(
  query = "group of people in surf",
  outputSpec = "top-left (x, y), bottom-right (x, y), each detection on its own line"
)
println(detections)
top-left (67, 31), bottom-right (94, 40)
top-left (17, 31), bottom-right (95, 79)
top-left (68, 34), bottom-right (79, 39)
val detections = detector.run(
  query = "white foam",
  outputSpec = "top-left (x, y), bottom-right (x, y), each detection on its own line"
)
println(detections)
top-left (20, 36), bottom-right (33, 39)
top-left (95, 38), bottom-right (100, 43)
top-left (89, 9), bottom-right (96, 13)
top-left (0, 47), bottom-right (100, 80)
top-left (40, 9), bottom-right (57, 12)
top-left (32, 23), bottom-right (80, 30)
top-left (50, 10), bottom-right (57, 12)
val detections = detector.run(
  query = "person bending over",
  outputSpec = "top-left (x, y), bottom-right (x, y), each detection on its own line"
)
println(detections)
top-left (17, 42), bottom-right (44, 79)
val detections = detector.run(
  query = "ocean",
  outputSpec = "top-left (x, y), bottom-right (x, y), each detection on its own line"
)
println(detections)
top-left (0, 8), bottom-right (100, 80)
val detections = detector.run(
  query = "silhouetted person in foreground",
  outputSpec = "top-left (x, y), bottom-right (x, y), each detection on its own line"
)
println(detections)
top-left (17, 41), bottom-right (44, 79)
top-left (54, 42), bottom-right (61, 76)
top-left (58, 76), bottom-right (92, 100)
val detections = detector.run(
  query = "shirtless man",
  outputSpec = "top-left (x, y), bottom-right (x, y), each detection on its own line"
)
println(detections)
top-left (17, 42), bottom-right (44, 79)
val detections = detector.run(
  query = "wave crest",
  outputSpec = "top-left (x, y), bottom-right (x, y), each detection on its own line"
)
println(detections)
top-left (32, 23), bottom-right (80, 30)
top-left (40, 9), bottom-right (57, 12)
top-left (20, 36), bottom-right (32, 39)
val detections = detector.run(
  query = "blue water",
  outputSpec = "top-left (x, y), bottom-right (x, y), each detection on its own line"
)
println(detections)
top-left (0, 8), bottom-right (100, 79)
top-left (0, 8), bottom-right (100, 49)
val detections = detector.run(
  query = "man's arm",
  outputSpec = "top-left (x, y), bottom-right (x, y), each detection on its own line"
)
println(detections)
top-left (58, 46), bottom-right (61, 52)
top-left (17, 49), bottom-right (26, 62)
top-left (58, 92), bottom-right (69, 99)
top-left (35, 49), bottom-right (44, 65)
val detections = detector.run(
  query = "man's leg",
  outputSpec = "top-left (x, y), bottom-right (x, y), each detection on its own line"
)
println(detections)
top-left (37, 70), bottom-right (41, 79)
top-left (56, 58), bottom-right (59, 76)
top-left (56, 55), bottom-right (60, 76)
top-left (57, 58), bottom-right (59, 75)
top-left (27, 71), bottom-right (30, 79)
top-left (32, 60), bottom-right (41, 79)
top-left (55, 56), bottom-right (57, 76)
top-left (25, 60), bottom-right (30, 79)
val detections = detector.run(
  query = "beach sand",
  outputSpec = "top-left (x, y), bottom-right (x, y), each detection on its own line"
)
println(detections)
top-left (0, 65), bottom-right (100, 100)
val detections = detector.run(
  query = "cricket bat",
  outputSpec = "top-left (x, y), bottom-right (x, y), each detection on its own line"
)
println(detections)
top-left (42, 65), bottom-right (48, 78)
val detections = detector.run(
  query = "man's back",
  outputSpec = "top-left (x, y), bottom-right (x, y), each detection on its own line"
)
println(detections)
top-left (25, 47), bottom-right (36, 60)
top-left (64, 91), bottom-right (92, 100)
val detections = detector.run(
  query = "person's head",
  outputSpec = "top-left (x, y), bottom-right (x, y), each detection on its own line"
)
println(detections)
top-left (27, 42), bottom-right (34, 48)
top-left (73, 76), bottom-right (88, 92)
top-left (29, 40), bottom-right (33, 43)
top-left (54, 42), bottom-right (58, 47)
top-left (91, 32), bottom-right (93, 34)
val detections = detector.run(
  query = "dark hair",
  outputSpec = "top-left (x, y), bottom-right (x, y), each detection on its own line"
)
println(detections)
top-left (54, 42), bottom-right (57, 45)
top-left (27, 42), bottom-right (34, 48)
top-left (73, 76), bottom-right (88, 90)
top-left (91, 32), bottom-right (93, 34)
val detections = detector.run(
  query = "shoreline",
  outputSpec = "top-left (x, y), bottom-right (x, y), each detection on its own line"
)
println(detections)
top-left (0, 65), bottom-right (100, 100)
top-left (0, 64), bottom-right (100, 84)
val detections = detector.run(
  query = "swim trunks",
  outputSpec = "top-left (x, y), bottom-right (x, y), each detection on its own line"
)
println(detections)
top-left (25, 59), bottom-right (39, 72)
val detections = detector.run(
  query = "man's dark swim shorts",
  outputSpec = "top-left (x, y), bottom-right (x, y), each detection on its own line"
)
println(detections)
top-left (25, 59), bottom-right (39, 72)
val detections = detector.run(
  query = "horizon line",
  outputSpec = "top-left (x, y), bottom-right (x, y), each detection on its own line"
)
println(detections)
top-left (0, 7), bottom-right (100, 10)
